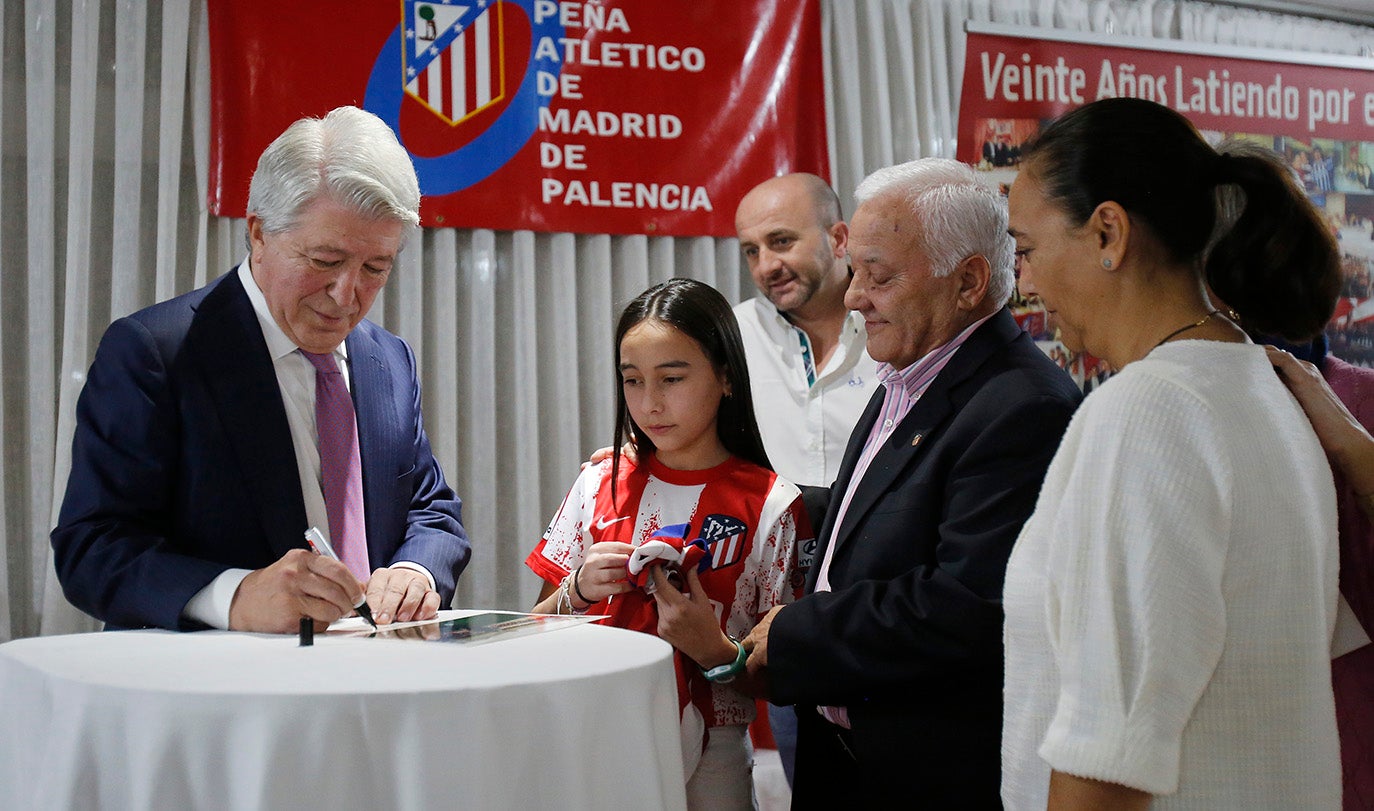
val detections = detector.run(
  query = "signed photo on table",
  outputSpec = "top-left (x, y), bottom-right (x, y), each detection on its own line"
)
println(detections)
top-left (326, 610), bottom-right (606, 644)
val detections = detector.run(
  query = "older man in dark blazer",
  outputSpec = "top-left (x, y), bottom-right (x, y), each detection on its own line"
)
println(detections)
top-left (51, 107), bottom-right (469, 633)
top-left (744, 158), bottom-right (1080, 807)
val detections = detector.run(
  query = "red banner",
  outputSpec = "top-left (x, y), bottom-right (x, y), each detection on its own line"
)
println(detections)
top-left (956, 27), bottom-right (1374, 162)
top-left (956, 25), bottom-right (1374, 383)
top-left (208, 1), bottom-right (828, 236)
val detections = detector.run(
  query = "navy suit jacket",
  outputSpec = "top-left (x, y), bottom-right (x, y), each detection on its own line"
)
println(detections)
top-left (51, 270), bottom-right (470, 630)
top-left (767, 309), bottom-right (1080, 800)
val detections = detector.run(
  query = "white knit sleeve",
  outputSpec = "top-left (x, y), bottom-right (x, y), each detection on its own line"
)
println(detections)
top-left (1037, 370), bottom-right (1233, 795)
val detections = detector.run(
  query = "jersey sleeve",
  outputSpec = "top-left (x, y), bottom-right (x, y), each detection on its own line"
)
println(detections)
top-left (524, 462), bottom-right (604, 586)
top-left (1037, 372), bottom-right (1233, 795)
top-left (752, 479), bottom-right (811, 616)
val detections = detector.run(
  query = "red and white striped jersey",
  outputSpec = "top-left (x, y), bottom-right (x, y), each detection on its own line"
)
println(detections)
top-left (527, 452), bottom-right (811, 737)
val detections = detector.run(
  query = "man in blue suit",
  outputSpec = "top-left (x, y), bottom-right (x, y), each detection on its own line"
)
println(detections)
top-left (51, 106), bottom-right (470, 633)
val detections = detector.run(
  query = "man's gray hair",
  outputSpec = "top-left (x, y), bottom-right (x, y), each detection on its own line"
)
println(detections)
top-left (854, 158), bottom-right (1015, 307)
top-left (246, 106), bottom-right (421, 247)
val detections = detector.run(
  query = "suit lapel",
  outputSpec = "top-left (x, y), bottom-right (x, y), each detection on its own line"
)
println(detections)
top-left (820, 310), bottom-right (1021, 569)
top-left (347, 325), bottom-right (393, 567)
top-left (186, 272), bottom-right (307, 559)
top-left (824, 373), bottom-right (961, 562)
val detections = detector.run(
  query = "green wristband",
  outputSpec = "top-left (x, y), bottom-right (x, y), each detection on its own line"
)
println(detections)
top-left (702, 636), bottom-right (747, 683)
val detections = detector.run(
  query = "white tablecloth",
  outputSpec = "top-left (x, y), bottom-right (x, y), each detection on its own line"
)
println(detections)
top-left (0, 611), bottom-right (686, 810)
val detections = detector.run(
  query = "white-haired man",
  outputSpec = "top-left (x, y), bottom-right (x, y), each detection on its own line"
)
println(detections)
top-left (743, 158), bottom-right (1080, 806)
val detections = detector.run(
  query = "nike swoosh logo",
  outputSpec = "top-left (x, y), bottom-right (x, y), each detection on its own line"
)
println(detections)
top-left (595, 516), bottom-right (631, 531)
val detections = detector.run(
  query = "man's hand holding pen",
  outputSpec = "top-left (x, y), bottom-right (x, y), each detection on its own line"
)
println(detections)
top-left (225, 526), bottom-right (443, 633)
top-left (227, 549), bottom-right (367, 634)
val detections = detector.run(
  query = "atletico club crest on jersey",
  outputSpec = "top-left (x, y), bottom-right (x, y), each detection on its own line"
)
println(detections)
top-left (403, 0), bottom-right (506, 126)
top-left (700, 514), bottom-right (749, 570)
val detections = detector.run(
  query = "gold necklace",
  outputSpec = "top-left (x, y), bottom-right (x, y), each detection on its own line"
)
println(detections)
top-left (1152, 309), bottom-right (1221, 350)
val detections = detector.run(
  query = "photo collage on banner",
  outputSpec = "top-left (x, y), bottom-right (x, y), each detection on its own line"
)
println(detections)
top-left (957, 24), bottom-right (1374, 386)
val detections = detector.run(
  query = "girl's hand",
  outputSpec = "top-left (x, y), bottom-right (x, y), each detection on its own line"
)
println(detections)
top-left (650, 566), bottom-right (736, 668)
top-left (575, 542), bottom-right (635, 604)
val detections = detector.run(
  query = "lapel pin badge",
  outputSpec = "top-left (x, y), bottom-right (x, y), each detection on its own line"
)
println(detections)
top-left (911, 433), bottom-right (923, 447)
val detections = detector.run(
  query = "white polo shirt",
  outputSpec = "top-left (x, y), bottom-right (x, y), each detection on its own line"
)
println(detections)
top-left (733, 297), bottom-right (878, 488)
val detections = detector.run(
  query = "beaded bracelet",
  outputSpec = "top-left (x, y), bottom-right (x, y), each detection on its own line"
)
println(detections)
top-left (555, 575), bottom-right (573, 615)
top-left (558, 571), bottom-right (589, 615)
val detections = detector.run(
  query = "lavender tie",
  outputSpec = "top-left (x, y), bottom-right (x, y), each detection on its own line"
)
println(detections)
top-left (301, 350), bottom-right (371, 581)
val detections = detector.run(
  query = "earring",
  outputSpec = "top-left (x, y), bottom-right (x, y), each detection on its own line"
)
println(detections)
top-left (1102, 258), bottom-right (1113, 269)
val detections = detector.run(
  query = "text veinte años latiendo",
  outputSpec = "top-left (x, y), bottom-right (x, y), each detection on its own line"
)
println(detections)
top-left (980, 50), bottom-right (1374, 134)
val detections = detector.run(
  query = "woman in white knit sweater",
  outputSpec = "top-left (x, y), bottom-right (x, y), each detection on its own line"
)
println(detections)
top-left (1001, 97), bottom-right (1343, 809)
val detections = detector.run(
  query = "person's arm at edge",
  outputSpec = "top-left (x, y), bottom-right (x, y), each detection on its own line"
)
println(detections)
top-left (1267, 346), bottom-right (1374, 500)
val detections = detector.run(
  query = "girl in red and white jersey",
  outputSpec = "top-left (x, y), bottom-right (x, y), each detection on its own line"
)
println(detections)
top-left (527, 278), bottom-right (811, 809)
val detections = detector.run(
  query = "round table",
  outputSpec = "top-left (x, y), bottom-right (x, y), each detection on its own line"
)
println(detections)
top-left (0, 611), bottom-right (687, 810)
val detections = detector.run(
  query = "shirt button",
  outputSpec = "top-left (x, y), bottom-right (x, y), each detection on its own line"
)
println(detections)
top-left (883, 419), bottom-right (894, 429)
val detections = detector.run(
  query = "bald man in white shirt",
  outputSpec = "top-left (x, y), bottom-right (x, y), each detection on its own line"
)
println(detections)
top-left (733, 173), bottom-right (878, 491)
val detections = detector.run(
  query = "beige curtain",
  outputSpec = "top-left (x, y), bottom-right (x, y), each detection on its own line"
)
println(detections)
top-left (3, 0), bottom-right (1371, 640)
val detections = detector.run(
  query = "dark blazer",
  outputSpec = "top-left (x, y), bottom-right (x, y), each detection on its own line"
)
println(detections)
top-left (51, 270), bottom-right (470, 630)
top-left (767, 308), bottom-right (1080, 802)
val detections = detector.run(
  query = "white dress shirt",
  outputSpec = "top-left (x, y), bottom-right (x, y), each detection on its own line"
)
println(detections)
top-left (733, 297), bottom-right (877, 488)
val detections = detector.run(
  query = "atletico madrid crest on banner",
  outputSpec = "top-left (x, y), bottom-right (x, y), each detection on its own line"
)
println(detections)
top-left (402, 1), bottom-right (507, 126)
top-left (366, 0), bottom-right (554, 200)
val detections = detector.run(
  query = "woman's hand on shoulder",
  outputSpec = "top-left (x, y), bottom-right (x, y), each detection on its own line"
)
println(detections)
top-left (1266, 346), bottom-right (1374, 494)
